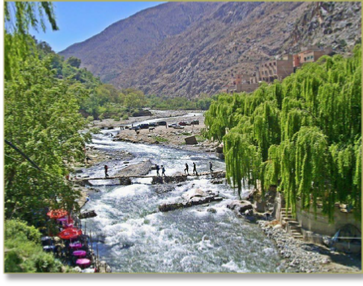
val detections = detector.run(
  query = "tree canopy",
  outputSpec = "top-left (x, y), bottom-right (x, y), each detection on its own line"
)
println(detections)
top-left (204, 46), bottom-right (361, 220)
top-left (4, 2), bottom-right (90, 227)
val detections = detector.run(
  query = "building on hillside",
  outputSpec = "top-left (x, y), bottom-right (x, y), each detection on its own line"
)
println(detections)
top-left (293, 47), bottom-right (333, 68)
top-left (223, 46), bottom-right (333, 93)
top-left (225, 73), bottom-right (243, 93)
top-left (258, 54), bottom-right (294, 83)
top-left (236, 72), bottom-right (260, 93)
top-left (225, 73), bottom-right (260, 94)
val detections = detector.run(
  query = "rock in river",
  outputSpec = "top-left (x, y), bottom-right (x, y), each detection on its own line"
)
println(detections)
top-left (227, 200), bottom-right (253, 214)
top-left (158, 189), bottom-right (223, 212)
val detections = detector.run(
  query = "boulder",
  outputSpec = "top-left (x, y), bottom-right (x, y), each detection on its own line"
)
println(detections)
top-left (211, 179), bottom-right (223, 184)
top-left (211, 172), bottom-right (225, 179)
top-left (254, 201), bottom-right (266, 212)
top-left (152, 176), bottom-right (164, 184)
top-left (216, 143), bottom-right (223, 153)
top-left (79, 210), bottom-right (97, 219)
top-left (115, 160), bottom-right (153, 177)
top-left (152, 175), bottom-right (188, 184)
top-left (227, 200), bottom-right (253, 214)
top-left (182, 188), bottom-right (206, 201)
top-left (185, 136), bottom-right (198, 145)
top-left (158, 189), bottom-right (223, 212)
top-left (119, 178), bottom-right (132, 185)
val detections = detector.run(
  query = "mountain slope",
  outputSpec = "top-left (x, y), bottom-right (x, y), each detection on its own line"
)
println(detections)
top-left (60, 2), bottom-right (222, 82)
top-left (60, 1), bottom-right (361, 97)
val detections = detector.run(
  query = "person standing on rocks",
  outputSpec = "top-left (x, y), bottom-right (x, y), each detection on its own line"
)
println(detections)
top-left (161, 165), bottom-right (166, 176)
top-left (156, 164), bottom-right (160, 176)
top-left (193, 162), bottom-right (198, 176)
top-left (209, 162), bottom-right (213, 172)
top-left (184, 163), bottom-right (189, 175)
top-left (104, 165), bottom-right (109, 178)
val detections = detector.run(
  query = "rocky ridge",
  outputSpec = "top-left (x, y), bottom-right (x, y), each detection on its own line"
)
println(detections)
top-left (60, 2), bottom-right (361, 98)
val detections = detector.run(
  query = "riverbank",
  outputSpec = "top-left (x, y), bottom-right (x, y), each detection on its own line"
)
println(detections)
top-left (75, 110), bottom-right (360, 274)
top-left (258, 220), bottom-right (361, 273)
top-left (90, 110), bottom-right (220, 153)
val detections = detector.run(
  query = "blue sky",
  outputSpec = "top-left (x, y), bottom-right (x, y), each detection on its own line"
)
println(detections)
top-left (30, 2), bottom-right (164, 52)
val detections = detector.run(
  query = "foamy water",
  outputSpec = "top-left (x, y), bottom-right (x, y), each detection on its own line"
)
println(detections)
top-left (79, 125), bottom-right (282, 273)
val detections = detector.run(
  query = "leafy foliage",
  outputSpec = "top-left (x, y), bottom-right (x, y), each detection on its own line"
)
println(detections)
top-left (4, 3), bottom-right (90, 226)
top-left (5, 220), bottom-right (63, 273)
top-left (204, 46), bottom-right (361, 220)
top-left (4, 2), bottom-right (58, 80)
top-left (5, 52), bottom-right (90, 224)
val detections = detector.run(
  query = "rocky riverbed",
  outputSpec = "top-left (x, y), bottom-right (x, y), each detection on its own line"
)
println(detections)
top-left (90, 110), bottom-right (220, 153)
top-left (258, 220), bottom-right (361, 273)
top-left (73, 110), bottom-right (361, 273)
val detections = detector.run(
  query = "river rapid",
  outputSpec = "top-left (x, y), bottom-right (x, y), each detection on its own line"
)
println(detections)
top-left (79, 114), bottom-right (283, 273)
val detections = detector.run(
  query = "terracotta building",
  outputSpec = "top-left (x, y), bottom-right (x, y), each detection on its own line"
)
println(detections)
top-left (259, 54), bottom-right (294, 83)
top-left (226, 73), bottom-right (260, 93)
top-left (293, 48), bottom-right (332, 68)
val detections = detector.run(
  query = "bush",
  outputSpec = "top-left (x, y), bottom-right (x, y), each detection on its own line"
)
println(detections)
top-left (86, 116), bottom-right (94, 123)
top-left (90, 127), bottom-right (101, 134)
top-left (122, 114), bottom-right (129, 120)
top-left (5, 220), bottom-right (63, 273)
top-left (112, 115), bottom-right (120, 121)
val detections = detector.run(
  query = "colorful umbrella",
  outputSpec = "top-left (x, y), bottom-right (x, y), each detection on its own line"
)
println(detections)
top-left (58, 228), bottom-right (82, 240)
top-left (47, 209), bottom-right (68, 219)
top-left (73, 250), bottom-right (87, 257)
top-left (76, 258), bottom-right (91, 267)
top-left (69, 242), bottom-right (82, 249)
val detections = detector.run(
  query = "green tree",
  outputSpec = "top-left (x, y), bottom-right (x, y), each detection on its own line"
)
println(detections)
top-left (204, 46), bottom-right (362, 220)
top-left (66, 56), bottom-right (81, 68)
top-left (5, 55), bottom-right (91, 224)
top-left (124, 88), bottom-right (146, 110)
top-left (4, 1), bottom-right (58, 80)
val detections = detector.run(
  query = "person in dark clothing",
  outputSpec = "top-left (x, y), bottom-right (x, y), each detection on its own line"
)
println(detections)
top-left (156, 164), bottom-right (160, 176)
top-left (104, 165), bottom-right (109, 178)
top-left (184, 163), bottom-right (189, 175)
top-left (161, 165), bottom-right (166, 176)
top-left (193, 162), bottom-right (198, 176)
top-left (209, 162), bottom-right (213, 172)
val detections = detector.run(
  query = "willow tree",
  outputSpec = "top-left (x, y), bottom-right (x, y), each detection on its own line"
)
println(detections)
top-left (4, 1), bottom-right (58, 80)
top-left (205, 45), bottom-right (361, 220)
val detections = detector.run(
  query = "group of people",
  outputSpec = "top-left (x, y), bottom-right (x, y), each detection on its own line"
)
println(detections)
top-left (184, 161), bottom-right (213, 176)
top-left (105, 161), bottom-right (214, 178)
top-left (155, 164), bottom-right (166, 176)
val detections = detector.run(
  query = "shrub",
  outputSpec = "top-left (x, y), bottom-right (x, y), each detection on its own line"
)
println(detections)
top-left (5, 220), bottom-right (63, 273)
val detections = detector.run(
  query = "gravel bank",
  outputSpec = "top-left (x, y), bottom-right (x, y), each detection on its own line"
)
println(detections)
top-left (258, 220), bottom-right (361, 273)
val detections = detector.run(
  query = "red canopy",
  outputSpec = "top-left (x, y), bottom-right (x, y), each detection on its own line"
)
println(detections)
top-left (47, 209), bottom-right (68, 219)
top-left (58, 227), bottom-right (82, 240)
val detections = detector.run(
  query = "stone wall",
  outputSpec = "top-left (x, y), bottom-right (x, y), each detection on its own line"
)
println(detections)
top-left (295, 203), bottom-right (361, 236)
top-left (273, 191), bottom-right (360, 236)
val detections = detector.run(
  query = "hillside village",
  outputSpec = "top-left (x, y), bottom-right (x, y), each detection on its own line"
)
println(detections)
top-left (224, 46), bottom-right (333, 93)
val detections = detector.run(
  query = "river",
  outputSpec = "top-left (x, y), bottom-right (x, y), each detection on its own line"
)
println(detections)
top-left (79, 114), bottom-right (283, 273)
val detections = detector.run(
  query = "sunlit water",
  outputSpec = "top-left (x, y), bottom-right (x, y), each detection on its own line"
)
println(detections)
top-left (79, 122), bottom-right (282, 273)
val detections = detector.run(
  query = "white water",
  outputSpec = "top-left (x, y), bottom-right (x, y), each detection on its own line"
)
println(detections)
top-left (79, 123), bottom-right (282, 273)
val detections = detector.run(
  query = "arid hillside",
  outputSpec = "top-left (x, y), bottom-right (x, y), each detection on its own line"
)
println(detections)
top-left (60, 2), bottom-right (361, 97)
